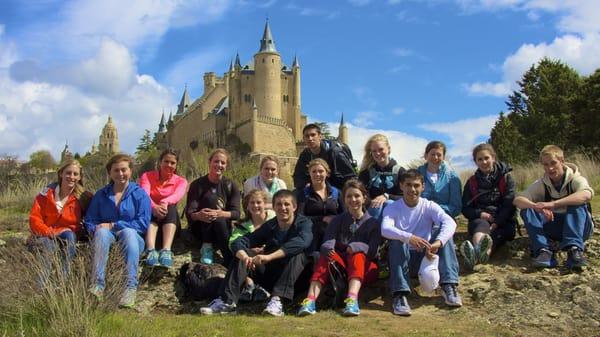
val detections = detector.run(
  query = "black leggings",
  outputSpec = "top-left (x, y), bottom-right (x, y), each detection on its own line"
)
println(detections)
top-left (190, 219), bottom-right (232, 266)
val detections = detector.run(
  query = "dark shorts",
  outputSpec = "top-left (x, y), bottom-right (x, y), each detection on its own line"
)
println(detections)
top-left (151, 204), bottom-right (179, 226)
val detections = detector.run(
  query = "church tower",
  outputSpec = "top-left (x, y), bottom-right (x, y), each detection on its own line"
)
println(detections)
top-left (99, 116), bottom-right (120, 154)
top-left (338, 113), bottom-right (349, 145)
top-left (253, 20), bottom-right (282, 119)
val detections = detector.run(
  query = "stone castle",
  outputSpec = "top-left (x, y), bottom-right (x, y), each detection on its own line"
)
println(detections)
top-left (155, 21), bottom-right (308, 163)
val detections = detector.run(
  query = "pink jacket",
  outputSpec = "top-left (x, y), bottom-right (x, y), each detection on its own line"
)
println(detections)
top-left (139, 171), bottom-right (188, 209)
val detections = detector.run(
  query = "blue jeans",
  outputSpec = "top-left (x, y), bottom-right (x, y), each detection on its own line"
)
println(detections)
top-left (368, 199), bottom-right (395, 222)
top-left (92, 227), bottom-right (145, 289)
top-left (28, 230), bottom-right (77, 280)
top-left (521, 205), bottom-right (593, 253)
top-left (388, 232), bottom-right (460, 294)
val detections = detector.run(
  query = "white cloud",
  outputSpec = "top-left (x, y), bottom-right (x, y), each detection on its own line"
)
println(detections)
top-left (393, 48), bottom-right (414, 57)
top-left (285, 3), bottom-right (340, 18)
top-left (392, 107), bottom-right (405, 115)
top-left (351, 86), bottom-right (377, 108)
top-left (418, 115), bottom-right (498, 168)
top-left (0, 26), bottom-right (18, 69)
top-left (328, 122), bottom-right (429, 168)
top-left (464, 81), bottom-right (511, 97)
top-left (352, 110), bottom-right (381, 127)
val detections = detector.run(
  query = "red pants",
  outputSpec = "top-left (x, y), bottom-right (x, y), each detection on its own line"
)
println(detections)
top-left (311, 251), bottom-right (378, 285)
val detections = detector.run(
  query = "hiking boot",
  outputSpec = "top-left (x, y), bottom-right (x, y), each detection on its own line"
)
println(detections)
top-left (342, 297), bottom-right (360, 317)
top-left (239, 282), bottom-right (255, 302)
top-left (263, 296), bottom-right (284, 317)
top-left (459, 240), bottom-right (476, 270)
top-left (532, 248), bottom-right (557, 268)
top-left (297, 298), bottom-right (316, 316)
top-left (441, 284), bottom-right (462, 307)
top-left (89, 284), bottom-right (104, 302)
top-left (253, 285), bottom-right (270, 302)
top-left (146, 249), bottom-right (159, 267)
top-left (200, 298), bottom-right (236, 315)
top-left (200, 244), bottom-right (214, 265)
top-left (119, 288), bottom-right (136, 309)
top-left (392, 295), bottom-right (411, 316)
top-left (476, 234), bottom-right (493, 264)
top-left (566, 246), bottom-right (587, 270)
top-left (158, 249), bottom-right (173, 268)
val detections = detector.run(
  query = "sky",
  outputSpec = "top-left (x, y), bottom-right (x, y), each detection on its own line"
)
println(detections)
top-left (1, 0), bottom-right (600, 169)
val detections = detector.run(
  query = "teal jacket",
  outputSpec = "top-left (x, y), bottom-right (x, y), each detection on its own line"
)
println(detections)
top-left (417, 162), bottom-right (462, 217)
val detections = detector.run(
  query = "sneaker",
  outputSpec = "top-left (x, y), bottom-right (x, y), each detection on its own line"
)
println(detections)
top-left (119, 288), bottom-right (136, 309)
top-left (392, 295), bottom-right (411, 316)
top-left (158, 249), bottom-right (173, 268)
top-left (89, 284), bottom-right (104, 302)
top-left (200, 298), bottom-right (236, 315)
top-left (566, 246), bottom-right (587, 270)
top-left (532, 248), bottom-right (558, 268)
top-left (342, 297), bottom-right (360, 317)
top-left (476, 234), bottom-right (493, 264)
top-left (146, 249), bottom-right (159, 267)
top-left (263, 296), bottom-right (284, 317)
top-left (239, 282), bottom-right (255, 302)
top-left (200, 244), bottom-right (214, 265)
top-left (459, 240), bottom-right (476, 270)
top-left (441, 284), bottom-right (463, 307)
top-left (297, 298), bottom-right (316, 316)
top-left (252, 285), bottom-right (270, 302)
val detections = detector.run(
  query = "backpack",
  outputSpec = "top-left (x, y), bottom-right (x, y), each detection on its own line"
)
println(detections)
top-left (543, 181), bottom-right (595, 228)
top-left (322, 139), bottom-right (358, 173)
top-left (367, 164), bottom-right (402, 191)
top-left (179, 261), bottom-right (226, 301)
top-left (316, 260), bottom-right (348, 309)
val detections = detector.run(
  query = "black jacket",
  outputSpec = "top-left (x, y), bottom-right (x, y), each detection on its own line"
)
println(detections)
top-left (461, 161), bottom-right (516, 227)
top-left (230, 214), bottom-right (313, 257)
top-left (320, 212), bottom-right (381, 260)
top-left (293, 141), bottom-right (357, 190)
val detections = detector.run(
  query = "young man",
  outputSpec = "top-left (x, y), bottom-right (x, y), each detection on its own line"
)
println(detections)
top-left (200, 190), bottom-right (313, 316)
top-left (382, 169), bottom-right (462, 316)
top-left (513, 145), bottom-right (594, 270)
top-left (293, 123), bottom-right (357, 190)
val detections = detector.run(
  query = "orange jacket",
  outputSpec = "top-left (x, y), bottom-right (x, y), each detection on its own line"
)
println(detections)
top-left (29, 185), bottom-right (83, 237)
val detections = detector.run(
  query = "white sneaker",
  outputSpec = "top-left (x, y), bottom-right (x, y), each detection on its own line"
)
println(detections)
top-left (263, 296), bottom-right (284, 316)
top-left (200, 298), bottom-right (236, 315)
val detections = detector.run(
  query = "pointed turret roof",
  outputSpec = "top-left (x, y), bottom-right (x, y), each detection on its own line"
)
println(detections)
top-left (293, 55), bottom-right (299, 68)
top-left (340, 112), bottom-right (345, 126)
top-left (176, 85), bottom-right (190, 115)
top-left (158, 111), bottom-right (166, 133)
top-left (228, 59), bottom-right (234, 73)
top-left (235, 53), bottom-right (241, 67)
top-left (258, 20), bottom-right (277, 53)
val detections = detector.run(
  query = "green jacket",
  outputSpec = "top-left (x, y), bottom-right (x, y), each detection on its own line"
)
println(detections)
top-left (228, 209), bottom-right (275, 249)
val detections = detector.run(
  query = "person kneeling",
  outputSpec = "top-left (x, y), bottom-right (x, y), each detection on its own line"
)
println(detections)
top-left (200, 190), bottom-right (312, 316)
top-left (298, 179), bottom-right (381, 317)
top-left (382, 169), bottom-right (462, 316)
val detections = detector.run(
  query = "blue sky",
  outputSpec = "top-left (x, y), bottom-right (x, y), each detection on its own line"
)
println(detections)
top-left (1, 0), bottom-right (599, 169)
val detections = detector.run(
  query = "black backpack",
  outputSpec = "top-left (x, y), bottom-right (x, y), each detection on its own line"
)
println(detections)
top-left (179, 262), bottom-right (226, 301)
top-left (316, 260), bottom-right (348, 309)
top-left (322, 139), bottom-right (358, 173)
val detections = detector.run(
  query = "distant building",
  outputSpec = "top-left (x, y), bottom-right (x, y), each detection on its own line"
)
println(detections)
top-left (98, 116), bottom-right (120, 154)
top-left (60, 142), bottom-right (73, 163)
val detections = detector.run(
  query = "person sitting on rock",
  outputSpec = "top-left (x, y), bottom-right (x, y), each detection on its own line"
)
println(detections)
top-left (200, 189), bottom-right (312, 316)
top-left (228, 189), bottom-right (275, 302)
top-left (382, 169), bottom-right (462, 316)
top-left (243, 155), bottom-right (287, 210)
top-left (513, 145), bottom-right (594, 270)
top-left (297, 179), bottom-right (381, 317)
top-left (460, 144), bottom-right (517, 270)
top-left (139, 148), bottom-right (188, 268)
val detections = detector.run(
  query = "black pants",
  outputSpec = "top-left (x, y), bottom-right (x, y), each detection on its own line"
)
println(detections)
top-left (190, 219), bottom-right (232, 267)
top-left (221, 251), bottom-right (309, 304)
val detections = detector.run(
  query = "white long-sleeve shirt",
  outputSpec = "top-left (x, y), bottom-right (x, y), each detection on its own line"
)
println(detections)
top-left (381, 197), bottom-right (456, 247)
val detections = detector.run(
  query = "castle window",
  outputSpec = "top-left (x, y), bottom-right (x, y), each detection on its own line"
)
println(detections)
top-left (262, 58), bottom-right (265, 63)
top-left (271, 59), bottom-right (274, 63)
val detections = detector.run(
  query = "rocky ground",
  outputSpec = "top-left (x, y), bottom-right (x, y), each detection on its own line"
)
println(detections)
top-left (1, 215), bottom-right (600, 337)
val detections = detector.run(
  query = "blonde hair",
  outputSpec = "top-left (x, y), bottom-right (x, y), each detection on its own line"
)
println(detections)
top-left (259, 155), bottom-right (279, 170)
top-left (539, 145), bottom-right (564, 162)
top-left (307, 158), bottom-right (330, 175)
top-left (360, 134), bottom-right (390, 172)
top-left (57, 159), bottom-right (85, 199)
top-left (209, 148), bottom-right (230, 165)
top-left (241, 189), bottom-right (269, 222)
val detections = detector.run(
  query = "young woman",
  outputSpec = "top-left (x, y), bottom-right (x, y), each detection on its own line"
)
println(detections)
top-left (185, 148), bottom-right (241, 266)
top-left (28, 160), bottom-right (92, 273)
top-left (139, 148), bottom-right (188, 268)
top-left (358, 134), bottom-right (404, 220)
top-left (298, 158), bottom-right (344, 256)
top-left (228, 189), bottom-right (275, 302)
top-left (417, 141), bottom-right (462, 218)
top-left (461, 144), bottom-right (516, 269)
top-left (243, 156), bottom-right (287, 209)
top-left (85, 154), bottom-right (151, 308)
top-left (298, 179), bottom-right (381, 317)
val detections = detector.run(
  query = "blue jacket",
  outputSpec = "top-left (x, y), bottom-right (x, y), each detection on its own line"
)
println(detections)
top-left (417, 162), bottom-right (462, 217)
top-left (84, 182), bottom-right (151, 236)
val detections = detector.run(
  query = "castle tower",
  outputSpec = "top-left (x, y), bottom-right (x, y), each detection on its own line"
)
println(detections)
top-left (253, 20), bottom-right (282, 119)
top-left (60, 142), bottom-right (73, 163)
top-left (98, 116), bottom-right (120, 154)
top-left (157, 112), bottom-right (168, 150)
top-left (338, 113), bottom-right (349, 145)
top-left (175, 85), bottom-right (190, 116)
top-left (291, 55), bottom-right (302, 141)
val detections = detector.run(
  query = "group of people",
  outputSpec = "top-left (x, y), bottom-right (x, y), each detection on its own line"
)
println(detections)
top-left (28, 122), bottom-right (595, 317)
